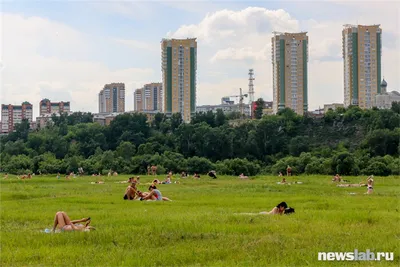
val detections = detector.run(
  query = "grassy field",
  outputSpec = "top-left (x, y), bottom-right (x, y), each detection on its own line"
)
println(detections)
top-left (1, 174), bottom-right (399, 266)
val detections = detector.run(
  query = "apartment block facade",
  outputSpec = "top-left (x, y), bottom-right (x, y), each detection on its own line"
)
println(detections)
top-left (272, 32), bottom-right (308, 115)
top-left (39, 98), bottom-right (70, 115)
top-left (161, 38), bottom-right (197, 122)
top-left (99, 83), bottom-right (125, 113)
top-left (342, 24), bottom-right (382, 109)
top-left (1, 102), bottom-right (33, 133)
top-left (134, 83), bottom-right (163, 112)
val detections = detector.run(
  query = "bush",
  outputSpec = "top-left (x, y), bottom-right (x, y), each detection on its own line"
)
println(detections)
top-left (186, 157), bottom-right (214, 174)
top-left (222, 158), bottom-right (260, 176)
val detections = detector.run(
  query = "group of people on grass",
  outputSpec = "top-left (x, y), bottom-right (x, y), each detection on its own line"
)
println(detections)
top-left (334, 175), bottom-right (374, 194)
top-left (123, 179), bottom-right (171, 201)
top-left (7, 165), bottom-right (378, 233)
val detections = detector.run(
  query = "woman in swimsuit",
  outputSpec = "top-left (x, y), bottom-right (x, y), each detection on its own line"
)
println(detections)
top-left (366, 176), bottom-right (374, 194)
top-left (140, 185), bottom-right (171, 201)
top-left (259, 202), bottom-right (288, 215)
top-left (51, 211), bottom-right (94, 232)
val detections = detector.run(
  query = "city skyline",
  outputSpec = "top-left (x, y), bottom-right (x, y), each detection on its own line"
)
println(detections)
top-left (1, 1), bottom-right (399, 118)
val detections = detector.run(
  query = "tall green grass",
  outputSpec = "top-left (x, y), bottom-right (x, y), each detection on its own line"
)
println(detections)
top-left (1, 174), bottom-right (399, 266)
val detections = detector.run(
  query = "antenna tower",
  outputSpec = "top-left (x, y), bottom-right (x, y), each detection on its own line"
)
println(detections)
top-left (248, 69), bottom-right (255, 104)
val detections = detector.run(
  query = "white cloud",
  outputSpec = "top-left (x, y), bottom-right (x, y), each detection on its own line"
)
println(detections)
top-left (114, 38), bottom-right (159, 52)
top-left (168, 7), bottom-right (299, 42)
top-left (0, 13), bottom-right (156, 117)
top-left (210, 45), bottom-right (269, 62)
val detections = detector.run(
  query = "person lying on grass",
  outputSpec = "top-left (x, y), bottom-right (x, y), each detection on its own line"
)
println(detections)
top-left (239, 173), bottom-right (249, 179)
top-left (139, 185), bottom-right (171, 201)
top-left (259, 202), bottom-right (294, 215)
top-left (52, 211), bottom-right (95, 232)
top-left (237, 202), bottom-right (295, 215)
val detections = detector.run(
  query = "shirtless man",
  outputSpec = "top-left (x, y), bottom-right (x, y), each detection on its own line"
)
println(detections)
top-left (151, 166), bottom-right (157, 176)
top-left (286, 166), bottom-right (292, 176)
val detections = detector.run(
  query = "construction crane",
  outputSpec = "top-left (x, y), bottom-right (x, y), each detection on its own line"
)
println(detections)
top-left (223, 88), bottom-right (248, 117)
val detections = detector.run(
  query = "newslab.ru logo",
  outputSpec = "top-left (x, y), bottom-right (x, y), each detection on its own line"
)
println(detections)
top-left (318, 249), bottom-right (394, 261)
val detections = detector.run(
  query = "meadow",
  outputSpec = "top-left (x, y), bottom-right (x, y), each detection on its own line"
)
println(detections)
top-left (1, 174), bottom-right (399, 266)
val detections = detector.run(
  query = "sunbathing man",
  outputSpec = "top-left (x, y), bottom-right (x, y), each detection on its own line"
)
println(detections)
top-left (51, 211), bottom-right (94, 232)
top-left (332, 174), bottom-right (341, 182)
top-left (124, 183), bottom-right (139, 200)
top-left (286, 166), bottom-right (292, 176)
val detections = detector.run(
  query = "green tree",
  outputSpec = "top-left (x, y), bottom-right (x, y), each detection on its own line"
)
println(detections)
top-left (254, 98), bottom-right (265, 119)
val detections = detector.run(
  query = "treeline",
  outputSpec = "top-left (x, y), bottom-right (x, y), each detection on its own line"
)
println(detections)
top-left (1, 103), bottom-right (400, 176)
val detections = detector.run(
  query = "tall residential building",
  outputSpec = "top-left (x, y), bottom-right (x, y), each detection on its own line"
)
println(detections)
top-left (1, 102), bottom-right (33, 133)
top-left (134, 88), bottom-right (143, 112)
top-left (342, 24), bottom-right (382, 109)
top-left (98, 83), bottom-right (125, 113)
top-left (39, 98), bottom-right (70, 115)
top-left (161, 38), bottom-right (197, 122)
top-left (134, 83), bottom-right (163, 112)
top-left (272, 32), bottom-right (308, 115)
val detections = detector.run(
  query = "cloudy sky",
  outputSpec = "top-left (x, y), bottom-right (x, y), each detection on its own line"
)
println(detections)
top-left (1, 0), bottom-right (399, 117)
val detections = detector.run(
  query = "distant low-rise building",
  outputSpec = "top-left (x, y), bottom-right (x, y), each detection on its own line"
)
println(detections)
top-left (36, 112), bottom-right (73, 129)
top-left (93, 112), bottom-right (121, 126)
top-left (1, 102), bottom-right (33, 133)
top-left (324, 103), bottom-right (344, 113)
top-left (251, 101), bottom-right (273, 118)
top-left (196, 103), bottom-right (251, 116)
top-left (374, 79), bottom-right (400, 109)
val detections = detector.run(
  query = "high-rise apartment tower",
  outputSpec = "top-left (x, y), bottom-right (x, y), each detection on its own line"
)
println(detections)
top-left (342, 24), bottom-right (382, 109)
top-left (161, 38), bottom-right (197, 122)
top-left (272, 32), bottom-right (308, 115)
top-left (98, 83), bottom-right (125, 113)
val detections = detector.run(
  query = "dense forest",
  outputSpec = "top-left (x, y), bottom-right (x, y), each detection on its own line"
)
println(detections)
top-left (1, 102), bottom-right (399, 177)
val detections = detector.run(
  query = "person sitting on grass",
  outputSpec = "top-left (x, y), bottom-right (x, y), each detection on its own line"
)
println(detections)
top-left (3, 173), bottom-right (8, 179)
top-left (193, 173), bottom-right (200, 179)
top-left (332, 174), bottom-right (341, 182)
top-left (278, 172), bottom-right (283, 177)
top-left (208, 170), bottom-right (217, 179)
top-left (162, 176), bottom-right (171, 184)
top-left (124, 183), bottom-right (139, 200)
top-left (139, 185), bottom-right (171, 201)
top-left (280, 177), bottom-right (287, 184)
top-left (51, 211), bottom-right (95, 232)
top-left (239, 173), bottom-right (249, 179)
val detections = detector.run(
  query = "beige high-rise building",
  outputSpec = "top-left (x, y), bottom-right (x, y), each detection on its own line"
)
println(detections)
top-left (134, 88), bottom-right (143, 112)
top-left (342, 24), bottom-right (382, 109)
top-left (98, 83), bottom-right (125, 113)
top-left (161, 38), bottom-right (197, 122)
top-left (134, 83), bottom-right (163, 112)
top-left (272, 32), bottom-right (308, 115)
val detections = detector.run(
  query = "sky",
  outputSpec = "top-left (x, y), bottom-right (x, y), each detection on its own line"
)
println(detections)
top-left (1, 0), bottom-right (399, 118)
